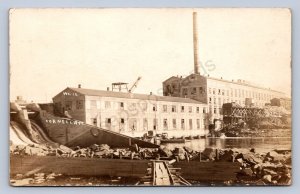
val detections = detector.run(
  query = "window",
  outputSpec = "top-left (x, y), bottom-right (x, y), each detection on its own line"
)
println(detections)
top-left (120, 118), bottom-right (125, 131)
top-left (213, 89), bottom-right (216, 95)
top-left (153, 119), bottom-right (157, 130)
top-left (181, 106), bottom-right (185, 112)
top-left (105, 118), bottom-right (111, 128)
top-left (191, 87), bottom-right (197, 95)
top-left (189, 119), bottom-right (193, 130)
top-left (172, 105), bottom-right (177, 112)
top-left (209, 97), bottom-right (212, 104)
top-left (203, 107), bottom-right (206, 113)
top-left (90, 100), bottom-right (97, 109)
top-left (189, 106), bottom-right (192, 113)
top-left (153, 105), bottom-right (157, 112)
top-left (141, 103), bottom-right (147, 111)
top-left (76, 100), bottom-right (83, 109)
top-left (128, 103), bottom-right (136, 111)
top-left (181, 119), bottom-right (185, 130)
top-left (196, 119), bottom-right (200, 129)
top-left (196, 107), bottom-right (200, 113)
top-left (163, 119), bottom-right (168, 130)
top-left (214, 97), bottom-right (216, 105)
top-left (183, 88), bottom-right (188, 95)
top-left (172, 119), bottom-right (177, 129)
top-left (120, 102), bottom-right (124, 108)
top-left (92, 118), bottom-right (97, 126)
top-left (218, 89), bottom-right (221, 95)
top-left (219, 108), bottom-right (222, 114)
top-left (222, 90), bottom-right (225, 96)
top-left (105, 101), bottom-right (111, 109)
top-left (214, 108), bottom-right (217, 114)
top-left (209, 88), bottom-right (211, 94)
top-left (199, 87), bottom-right (203, 94)
top-left (163, 105), bottom-right (168, 112)
top-left (65, 101), bottom-right (72, 111)
top-left (143, 118), bottom-right (148, 131)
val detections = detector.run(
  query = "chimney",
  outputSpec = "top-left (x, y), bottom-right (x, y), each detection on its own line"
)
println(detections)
top-left (78, 84), bottom-right (81, 88)
top-left (193, 12), bottom-right (200, 75)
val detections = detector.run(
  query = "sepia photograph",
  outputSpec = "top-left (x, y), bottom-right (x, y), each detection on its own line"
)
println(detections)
top-left (9, 8), bottom-right (291, 186)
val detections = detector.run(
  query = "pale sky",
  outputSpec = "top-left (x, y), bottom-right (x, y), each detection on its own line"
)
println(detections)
top-left (9, 8), bottom-right (291, 103)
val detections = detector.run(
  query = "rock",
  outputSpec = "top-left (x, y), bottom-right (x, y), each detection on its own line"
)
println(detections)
top-left (266, 151), bottom-right (285, 162)
top-left (277, 173), bottom-right (291, 185)
top-left (263, 168), bottom-right (277, 176)
top-left (284, 157), bottom-right (292, 165)
top-left (243, 153), bottom-right (262, 165)
top-left (242, 168), bottom-right (253, 176)
top-left (255, 179), bottom-right (266, 185)
top-left (11, 178), bottom-right (34, 186)
top-left (237, 158), bottom-right (244, 164)
top-left (15, 174), bottom-right (24, 179)
top-left (59, 145), bottom-right (73, 153)
top-left (46, 173), bottom-right (56, 180)
top-left (99, 144), bottom-right (110, 151)
top-left (263, 175), bottom-right (272, 183)
top-left (173, 147), bottom-right (186, 160)
top-left (183, 146), bottom-right (193, 154)
top-left (202, 148), bottom-right (216, 160)
top-left (219, 149), bottom-right (234, 162)
top-left (250, 148), bottom-right (255, 153)
top-left (24, 146), bottom-right (45, 156)
top-left (159, 147), bottom-right (173, 157)
top-left (89, 144), bottom-right (100, 151)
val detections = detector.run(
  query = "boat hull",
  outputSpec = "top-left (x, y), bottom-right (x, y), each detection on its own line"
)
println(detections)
top-left (35, 110), bottom-right (159, 148)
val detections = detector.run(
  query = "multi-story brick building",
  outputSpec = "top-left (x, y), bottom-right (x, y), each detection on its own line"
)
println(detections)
top-left (163, 74), bottom-right (285, 121)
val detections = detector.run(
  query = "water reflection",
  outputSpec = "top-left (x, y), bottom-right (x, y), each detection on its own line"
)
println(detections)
top-left (162, 137), bottom-right (292, 151)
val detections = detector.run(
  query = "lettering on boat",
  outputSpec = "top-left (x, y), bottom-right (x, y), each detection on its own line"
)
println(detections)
top-left (45, 119), bottom-right (84, 125)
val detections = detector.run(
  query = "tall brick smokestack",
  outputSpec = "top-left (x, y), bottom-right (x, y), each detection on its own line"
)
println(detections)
top-left (193, 12), bottom-right (199, 74)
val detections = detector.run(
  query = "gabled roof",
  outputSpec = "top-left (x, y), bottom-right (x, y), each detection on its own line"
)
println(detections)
top-left (67, 87), bottom-right (204, 104)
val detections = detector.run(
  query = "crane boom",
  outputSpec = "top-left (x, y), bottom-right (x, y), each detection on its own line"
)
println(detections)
top-left (129, 76), bottom-right (142, 93)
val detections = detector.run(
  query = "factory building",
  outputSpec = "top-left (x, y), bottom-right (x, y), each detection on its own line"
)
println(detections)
top-left (163, 74), bottom-right (285, 121)
top-left (52, 87), bottom-right (208, 138)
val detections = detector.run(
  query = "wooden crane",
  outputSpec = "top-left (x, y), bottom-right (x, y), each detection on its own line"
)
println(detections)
top-left (128, 76), bottom-right (142, 93)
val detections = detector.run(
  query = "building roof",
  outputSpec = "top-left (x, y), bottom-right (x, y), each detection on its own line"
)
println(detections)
top-left (170, 73), bottom-right (285, 95)
top-left (68, 87), bottom-right (204, 104)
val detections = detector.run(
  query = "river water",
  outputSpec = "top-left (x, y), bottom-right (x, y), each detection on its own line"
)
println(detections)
top-left (162, 137), bottom-right (292, 151)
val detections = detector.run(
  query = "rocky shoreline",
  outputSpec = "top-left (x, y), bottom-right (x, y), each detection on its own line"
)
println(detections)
top-left (10, 143), bottom-right (292, 186)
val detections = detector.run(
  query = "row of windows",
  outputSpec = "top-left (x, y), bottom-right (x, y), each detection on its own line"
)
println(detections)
top-left (66, 100), bottom-right (206, 114)
top-left (182, 87), bottom-right (206, 96)
top-left (208, 87), bottom-right (278, 100)
top-left (99, 118), bottom-right (203, 131)
top-left (208, 97), bottom-right (271, 107)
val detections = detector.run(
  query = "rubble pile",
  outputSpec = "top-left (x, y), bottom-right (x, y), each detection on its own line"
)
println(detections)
top-left (228, 148), bottom-right (291, 185)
